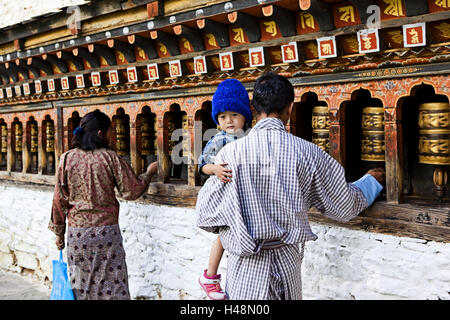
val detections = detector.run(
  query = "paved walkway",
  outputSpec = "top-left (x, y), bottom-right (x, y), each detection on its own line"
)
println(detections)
top-left (0, 270), bottom-right (50, 300)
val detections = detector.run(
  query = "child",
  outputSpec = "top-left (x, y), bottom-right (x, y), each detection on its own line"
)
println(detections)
top-left (197, 78), bottom-right (252, 300)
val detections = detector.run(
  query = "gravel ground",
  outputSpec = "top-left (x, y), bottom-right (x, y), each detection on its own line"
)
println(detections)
top-left (0, 269), bottom-right (50, 300)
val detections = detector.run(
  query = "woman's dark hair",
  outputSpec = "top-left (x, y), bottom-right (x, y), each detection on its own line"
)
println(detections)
top-left (72, 110), bottom-right (111, 151)
top-left (251, 72), bottom-right (294, 115)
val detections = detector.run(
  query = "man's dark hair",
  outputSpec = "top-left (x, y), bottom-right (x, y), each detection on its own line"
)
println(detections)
top-left (72, 109), bottom-right (111, 151)
top-left (251, 72), bottom-right (294, 115)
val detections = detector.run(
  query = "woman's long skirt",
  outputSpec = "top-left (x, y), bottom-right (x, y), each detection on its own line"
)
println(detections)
top-left (66, 224), bottom-right (130, 300)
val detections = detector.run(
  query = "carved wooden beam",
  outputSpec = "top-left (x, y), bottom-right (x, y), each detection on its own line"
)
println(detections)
top-left (196, 19), bottom-right (229, 47)
top-left (227, 11), bottom-right (260, 42)
top-left (150, 30), bottom-right (180, 56)
top-left (308, 0), bottom-right (335, 31)
top-left (56, 51), bottom-right (85, 71)
top-left (15, 59), bottom-right (40, 78)
top-left (1, 64), bottom-right (17, 82)
top-left (262, 5), bottom-right (296, 37)
top-left (173, 25), bottom-right (205, 52)
top-left (72, 47), bottom-right (100, 68)
top-left (127, 34), bottom-right (158, 59)
top-left (42, 53), bottom-right (69, 73)
top-left (107, 38), bottom-right (136, 63)
top-left (87, 43), bottom-right (117, 66)
top-left (27, 57), bottom-right (53, 75)
top-left (0, 65), bottom-right (10, 84)
top-left (7, 63), bottom-right (29, 80)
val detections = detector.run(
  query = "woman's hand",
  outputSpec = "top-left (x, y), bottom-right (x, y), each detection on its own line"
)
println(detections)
top-left (212, 163), bottom-right (233, 183)
top-left (146, 161), bottom-right (158, 177)
top-left (56, 235), bottom-right (65, 250)
top-left (367, 167), bottom-right (386, 185)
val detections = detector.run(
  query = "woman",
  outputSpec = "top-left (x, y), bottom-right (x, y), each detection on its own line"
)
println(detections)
top-left (49, 109), bottom-right (158, 300)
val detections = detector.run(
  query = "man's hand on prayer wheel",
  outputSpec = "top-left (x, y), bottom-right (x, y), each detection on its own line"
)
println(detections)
top-left (367, 167), bottom-right (386, 185)
top-left (146, 161), bottom-right (158, 177)
top-left (55, 235), bottom-right (65, 250)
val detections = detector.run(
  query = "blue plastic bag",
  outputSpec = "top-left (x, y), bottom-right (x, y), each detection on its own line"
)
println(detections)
top-left (50, 250), bottom-right (75, 300)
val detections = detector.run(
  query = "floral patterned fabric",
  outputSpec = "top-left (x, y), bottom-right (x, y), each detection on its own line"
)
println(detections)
top-left (49, 148), bottom-right (151, 237)
top-left (48, 147), bottom-right (151, 300)
top-left (67, 224), bottom-right (130, 300)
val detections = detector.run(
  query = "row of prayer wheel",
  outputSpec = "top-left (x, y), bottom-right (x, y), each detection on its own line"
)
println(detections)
top-left (311, 105), bottom-right (386, 162)
top-left (115, 114), bottom-right (159, 157)
top-left (0, 120), bottom-right (53, 173)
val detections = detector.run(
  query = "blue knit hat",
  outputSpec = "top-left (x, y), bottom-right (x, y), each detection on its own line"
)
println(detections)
top-left (211, 78), bottom-right (252, 125)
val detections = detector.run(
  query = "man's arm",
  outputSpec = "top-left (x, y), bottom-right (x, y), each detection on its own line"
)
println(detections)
top-left (307, 147), bottom-right (384, 222)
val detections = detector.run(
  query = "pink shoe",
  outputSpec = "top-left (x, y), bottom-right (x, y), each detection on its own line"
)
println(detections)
top-left (198, 269), bottom-right (227, 300)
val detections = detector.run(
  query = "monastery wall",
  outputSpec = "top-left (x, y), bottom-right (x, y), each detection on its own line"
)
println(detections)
top-left (0, 181), bottom-right (448, 300)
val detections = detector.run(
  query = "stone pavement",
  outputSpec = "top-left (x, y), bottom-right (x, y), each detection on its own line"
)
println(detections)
top-left (0, 269), bottom-right (50, 300)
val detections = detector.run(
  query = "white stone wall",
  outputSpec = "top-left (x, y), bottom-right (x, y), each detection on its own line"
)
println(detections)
top-left (0, 181), bottom-right (449, 300)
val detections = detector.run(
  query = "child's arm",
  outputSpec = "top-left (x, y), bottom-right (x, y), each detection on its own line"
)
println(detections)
top-left (201, 163), bottom-right (232, 183)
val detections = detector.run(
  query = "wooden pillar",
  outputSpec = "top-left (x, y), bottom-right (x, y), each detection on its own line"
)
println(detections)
top-left (55, 107), bottom-right (64, 170)
top-left (157, 115), bottom-right (170, 183)
top-left (187, 115), bottom-right (197, 186)
top-left (385, 106), bottom-right (403, 204)
top-left (130, 119), bottom-right (141, 175)
top-left (329, 107), bottom-right (346, 166)
top-left (192, 116), bottom-right (203, 186)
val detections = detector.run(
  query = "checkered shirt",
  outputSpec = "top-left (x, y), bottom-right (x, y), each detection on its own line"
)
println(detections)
top-left (195, 117), bottom-right (368, 257)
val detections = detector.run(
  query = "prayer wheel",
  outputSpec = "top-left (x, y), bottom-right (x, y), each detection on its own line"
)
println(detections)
top-left (115, 117), bottom-right (129, 156)
top-left (1, 124), bottom-right (6, 153)
top-left (45, 121), bottom-right (55, 175)
top-left (30, 122), bottom-right (38, 173)
top-left (140, 113), bottom-right (156, 172)
top-left (0, 124), bottom-right (7, 169)
top-left (167, 114), bottom-right (176, 155)
top-left (361, 106), bottom-right (385, 162)
top-left (14, 122), bottom-right (22, 172)
top-left (30, 122), bottom-right (38, 153)
top-left (311, 106), bottom-right (330, 153)
top-left (418, 102), bottom-right (449, 200)
top-left (14, 123), bottom-right (22, 152)
top-left (141, 114), bottom-right (152, 156)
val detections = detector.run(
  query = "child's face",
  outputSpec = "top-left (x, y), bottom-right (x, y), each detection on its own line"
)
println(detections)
top-left (217, 111), bottom-right (246, 134)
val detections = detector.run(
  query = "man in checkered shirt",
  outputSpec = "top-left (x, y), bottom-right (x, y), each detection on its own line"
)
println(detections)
top-left (196, 72), bottom-right (385, 300)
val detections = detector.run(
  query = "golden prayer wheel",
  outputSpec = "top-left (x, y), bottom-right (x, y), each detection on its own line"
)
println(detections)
top-left (141, 115), bottom-right (152, 156)
top-left (115, 117), bottom-right (128, 156)
top-left (167, 114), bottom-right (176, 154)
top-left (361, 106), bottom-right (385, 162)
top-left (312, 106), bottom-right (330, 153)
top-left (30, 122), bottom-right (38, 173)
top-left (14, 123), bottom-right (22, 152)
top-left (1, 124), bottom-right (7, 153)
top-left (30, 122), bottom-right (38, 153)
top-left (418, 102), bottom-right (449, 165)
top-left (418, 102), bottom-right (449, 200)
top-left (45, 121), bottom-right (55, 153)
